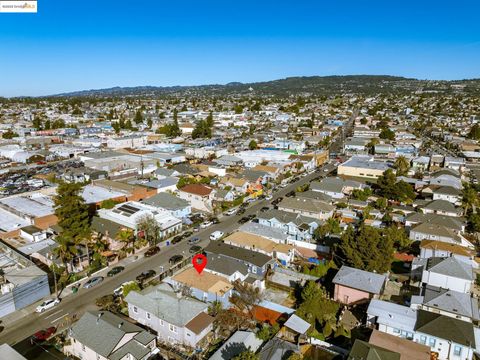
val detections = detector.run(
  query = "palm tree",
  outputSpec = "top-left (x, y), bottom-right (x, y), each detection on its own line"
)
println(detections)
top-left (394, 156), bottom-right (410, 176)
top-left (462, 185), bottom-right (479, 214)
top-left (116, 228), bottom-right (135, 257)
top-left (52, 234), bottom-right (78, 275)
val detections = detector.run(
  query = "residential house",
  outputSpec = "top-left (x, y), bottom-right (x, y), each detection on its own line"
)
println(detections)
top-left (432, 186), bottom-right (462, 205)
top-left (213, 189), bottom-right (235, 202)
top-left (258, 209), bottom-right (321, 242)
top-left (214, 154), bottom-right (243, 167)
top-left (368, 300), bottom-right (479, 360)
top-left (204, 241), bottom-right (275, 278)
top-left (310, 177), bottom-right (366, 199)
top-left (411, 285), bottom-right (480, 324)
top-left (65, 311), bottom-right (157, 360)
top-left (333, 265), bottom-right (387, 305)
top-left (409, 222), bottom-right (474, 249)
top-left (277, 197), bottom-right (335, 221)
top-left (420, 257), bottom-right (474, 294)
top-left (125, 283), bottom-right (214, 348)
top-left (420, 200), bottom-right (462, 217)
top-left (98, 201), bottom-right (182, 239)
top-left (178, 184), bottom-right (215, 213)
top-left (165, 267), bottom-right (234, 307)
top-left (223, 231), bottom-right (294, 265)
top-left (142, 192), bottom-right (191, 219)
top-left (219, 176), bottom-right (251, 194)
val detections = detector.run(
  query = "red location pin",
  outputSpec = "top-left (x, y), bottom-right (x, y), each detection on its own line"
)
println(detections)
top-left (192, 254), bottom-right (207, 274)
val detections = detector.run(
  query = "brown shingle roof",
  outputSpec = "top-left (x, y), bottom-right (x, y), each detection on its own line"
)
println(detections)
top-left (180, 184), bottom-right (213, 196)
top-left (185, 312), bottom-right (214, 335)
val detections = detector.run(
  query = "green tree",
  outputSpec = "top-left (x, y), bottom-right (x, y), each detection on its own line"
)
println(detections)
top-left (136, 215), bottom-right (161, 245)
top-left (116, 228), bottom-right (136, 256)
top-left (234, 104), bottom-right (244, 114)
top-left (467, 212), bottom-right (480, 233)
top-left (233, 350), bottom-right (259, 360)
top-left (256, 323), bottom-right (279, 341)
top-left (248, 140), bottom-right (258, 150)
top-left (468, 124), bottom-right (480, 140)
top-left (134, 110), bottom-right (143, 124)
top-left (339, 225), bottom-right (394, 273)
top-left (314, 218), bottom-right (341, 239)
top-left (462, 184), bottom-right (479, 213)
top-left (394, 156), bottom-right (410, 176)
top-left (2, 129), bottom-right (19, 139)
top-left (383, 225), bottom-right (411, 251)
top-left (192, 119), bottom-right (212, 139)
top-left (122, 281), bottom-right (141, 297)
top-left (379, 128), bottom-right (395, 140)
top-left (296, 281), bottom-right (340, 339)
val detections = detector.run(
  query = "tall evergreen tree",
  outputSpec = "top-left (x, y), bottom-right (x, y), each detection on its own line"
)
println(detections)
top-left (339, 225), bottom-right (394, 273)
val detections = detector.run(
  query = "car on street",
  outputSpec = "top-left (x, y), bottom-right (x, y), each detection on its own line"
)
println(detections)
top-left (272, 197), bottom-right (283, 206)
top-left (171, 235), bottom-right (183, 244)
top-left (279, 183), bottom-right (288, 188)
top-left (225, 208), bottom-right (237, 216)
top-left (200, 221), bottom-right (213, 229)
top-left (169, 255), bottom-right (184, 265)
top-left (33, 327), bottom-right (56, 341)
top-left (265, 195), bottom-right (273, 200)
top-left (189, 245), bottom-right (202, 253)
top-left (239, 216), bottom-right (250, 224)
top-left (260, 206), bottom-right (270, 212)
top-left (144, 246), bottom-right (161, 257)
top-left (35, 298), bottom-right (60, 313)
top-left (237, 208), bottom-right (246, 215)
top-left (136, 270), bottom-right (156, 283)
top-left (210, 231), bottom-right (225, 240)
top-left (83, 276), bottom-right (104, 289)
top-left (107, 266), bottom-right (125, 277)
top-left (182, 230), bottom-right (193, 238)
top-left (285, 191), bottom-right (295, 197)
top-left (211, 217), bottom-right (220, 224)
top-left (188, 237), bottom-right (200, 245)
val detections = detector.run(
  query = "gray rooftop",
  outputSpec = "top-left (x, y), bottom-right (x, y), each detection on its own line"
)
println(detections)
top-left (142, 192), bottom-right (189, 211)
top-left (278, 197), bottom-right (334, 213)
top-left (204, 241), bottom-right (274, 268)
top-left (419, 285), bottom-right (480, 321)
top-left (239, 222), bottom-right (289, 242)
top-left (259, 209), bottom-right (321, 227)
top-left (333, 265), bottom-right (387, 294)
top-left (210, 331), bottom-right (263, 360)
top-left (125, 283), bottom-right (208, 327)
top-left (69, 311), bottom-right (155, 359)
top-left (284, 314), bottom-right (311, 334)
top-left (426, 257), bottom-right (474, 280)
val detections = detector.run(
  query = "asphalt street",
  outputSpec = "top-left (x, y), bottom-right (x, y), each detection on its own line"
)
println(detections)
top-left (0, 162), bottom-right (336, 346)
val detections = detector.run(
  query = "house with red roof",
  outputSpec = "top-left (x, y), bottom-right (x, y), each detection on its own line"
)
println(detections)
top-left (178, 184), bottom-right (216, 213)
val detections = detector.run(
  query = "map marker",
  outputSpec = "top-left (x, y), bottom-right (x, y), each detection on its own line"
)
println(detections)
top-left (192, 254), bottom-right (207, 274)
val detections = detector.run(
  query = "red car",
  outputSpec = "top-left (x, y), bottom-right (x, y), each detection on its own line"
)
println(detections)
top-left (33, 326), bottom-right (56, 341)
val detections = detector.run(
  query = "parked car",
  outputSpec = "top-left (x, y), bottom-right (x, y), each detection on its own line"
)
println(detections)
top-left (169, 255), bottom-right (184, 265)
top-left (239, 216), bottom-right (250, 224)
top-left (272, 197), bottom-right (283, 206)
top-left (211, 217), bottom-right (220, 224)
top-left (225, 208), bottom-right (237, 216)
top-left (260, 206), bottom-right (270, 212)
top-left (107, 266), bottom-right (125, 277)
top-left (237, 208), bottom-right (246, 215)
top-left (136, 270), bottom-right (156, 283)
top-left (285, 191), bottom-right (295, 197)
top-left (171, 235), bottom-right (183, 244)
top-left (188, 237), bottom-right (200, 245)
top-left (210, 231), bottom-right (225, 241)
top-left (200, 221), bottom-right (213, 229)
top-left (182, 230), bottom-right (193, 238)
top-left (144, 246), bottom-right (161, 257)
top-left (35, 298), bottom-right (60, 313)
top-left (189, 245), bottom-right (202, 254)
top-left (33, 327), bottom-right (56, 341)
top-left (265, 195), bottom-right (273, 200)
top-left (83, 276), bottom-right (104, 289)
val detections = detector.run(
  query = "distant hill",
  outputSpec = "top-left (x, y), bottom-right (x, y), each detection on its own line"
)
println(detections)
top-left (49, 75), bottom-right (480, 98)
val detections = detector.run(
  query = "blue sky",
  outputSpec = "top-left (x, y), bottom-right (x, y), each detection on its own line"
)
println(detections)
top-left (1, 0), bottom-right (479, 96)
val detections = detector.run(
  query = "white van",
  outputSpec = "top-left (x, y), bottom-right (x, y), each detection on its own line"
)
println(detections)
top-left (210, 231), bottom-right (225, 241)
